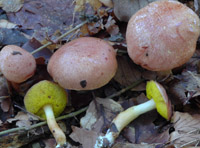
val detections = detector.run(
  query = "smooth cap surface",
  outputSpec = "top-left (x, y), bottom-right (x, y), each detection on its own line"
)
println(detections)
top-left (24, 80), bottom-right (68, 119)
top-left (126, 0), bottom-right (200, 71)
top-left (0, 45), bottom-right (36, 83)
top-left (146, 80), bottom-right (172, 120)
top-left (47, 37), bottom-right (118, 90)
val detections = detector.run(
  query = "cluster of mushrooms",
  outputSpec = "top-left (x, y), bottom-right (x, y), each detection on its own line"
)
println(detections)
top-left (0, 1), bottom-right (200, 148)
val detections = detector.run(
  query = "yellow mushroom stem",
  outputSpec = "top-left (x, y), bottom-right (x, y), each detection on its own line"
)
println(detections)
top-left (43, 104), bottom-right (67, 147)
top-left (94, 99), bottom-right (156, 148)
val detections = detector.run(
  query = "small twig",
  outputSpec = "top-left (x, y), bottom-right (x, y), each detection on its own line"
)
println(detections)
top-left (0, 106), bottom-right (88, 136)
top-left (106, 79), bottom-right (145, 99)
top-left (31, 20), bottom-right (88, 55)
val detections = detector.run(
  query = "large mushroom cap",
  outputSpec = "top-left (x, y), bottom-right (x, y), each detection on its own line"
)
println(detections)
top-left (126, 0), bottom-right (200, 71)
top-left (24, 80), bottom-right (68, 119)
top-left (0, 45), bottom-right (36, 83)
top-left (146, 80), bottom-right (172, 120)
top-left (47, 37), bottom-right (118, 90)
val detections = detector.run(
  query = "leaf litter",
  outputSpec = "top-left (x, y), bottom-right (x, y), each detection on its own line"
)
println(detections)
top-left (0, 0), bottom-right (200, 148)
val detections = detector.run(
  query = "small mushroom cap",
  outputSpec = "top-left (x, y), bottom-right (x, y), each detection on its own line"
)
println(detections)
top-left (0, 45), bottom-right (36, 83)
top-left (126, 0), bottom-right (200, 71)
top-left (47, 37), bottom-right (118, 90)
top-left (146, 80), bottom-right (172, 120)
top-left (24, 80), bottom-right (68, 119)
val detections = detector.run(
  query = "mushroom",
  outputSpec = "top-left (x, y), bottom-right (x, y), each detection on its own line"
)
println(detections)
top-left (24, 80), bottom-right (68, 148)
top-left (47, 37), bottom-right (117, 90)
top-left (126, 0), bottom-right (200, 71)
top-left (95, 80), bottom-right (172, 148)
top-left (0, 45), bottom-right (36, 83)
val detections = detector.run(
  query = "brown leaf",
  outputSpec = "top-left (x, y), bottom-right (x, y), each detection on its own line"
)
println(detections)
top-left (113, 0), bottom-right (159, 22)
top-left (0, 0), bottom-right (24, 13)
top-left (80, 97), bottom-right (123, 131)
top-left (43, 138), bottom-right (56, 148)
top-left (112, 142), bottom-right (156, 148)
top-left (114, 55), bottom-right (145, 91)
top-left (105, 16), bottom-right (119, 36)
top-left (7, 0), bottom-right (92, 42)
top-left (7, 111), bottom-right (38, 128)
top-left (170, 112), bottom-right (200, 147)
top-left (1, 97), bottom-right (11, 112)
top-left (70, 126), bottom-right (99, 148)
top-left (169, 71), bottom-right (200, 105)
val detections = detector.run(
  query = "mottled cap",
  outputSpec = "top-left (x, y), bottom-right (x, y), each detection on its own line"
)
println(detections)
top-left (126, 0), bottom-right (200, 71)
top-left (47, 37), bottom-right (118, 90)
top-left (146, 80), bottom-right (172, 120)
top-left (0, 45), bottom-right (36, 83)
top-left (24, 80), bottom-right (68, 119)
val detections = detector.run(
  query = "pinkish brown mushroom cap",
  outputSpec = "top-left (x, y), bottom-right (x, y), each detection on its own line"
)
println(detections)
top-left (0, 45), bottom-right (36, 83)
top-left (126, 0), bottom-right (200, 71)
top-left (47, 37), bottom-right (118, 90)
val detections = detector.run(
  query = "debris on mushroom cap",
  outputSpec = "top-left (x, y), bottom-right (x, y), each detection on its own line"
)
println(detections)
top-left (47, 37), bottom-right (118, 90)
top-left (24, 80), bottom-right (68, 119)
top-left (0, 45), bottom-right (36, 83)
top-left (146, 80), bottom-right (172, 120)
top-left (126, 0), bottom-right (200, 71)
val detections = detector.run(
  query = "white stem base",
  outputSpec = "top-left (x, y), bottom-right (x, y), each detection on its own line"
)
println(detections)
top-left (43, 104), bottom-right (67, 147)
top-left (94, 99), bottom-right (156, 148)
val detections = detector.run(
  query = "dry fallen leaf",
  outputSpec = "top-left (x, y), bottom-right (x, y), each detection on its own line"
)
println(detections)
top-left (7, 111), bottom-right (38, 128)
top-left (113, 0), bottom-right (159, 22)
top-left (1, 98), bottom-right (11, 112)
top-left (70, 126), bottom-right (99, 148)
top-left (169, 71), bottom-right (200, 105)
top-left (99, 0), bottom-right (113, 7)
top-left (114, 55), bottom-right (145, 91)
top-left (0, 0), bottom-right (24, 12)
top-left (80, 97), bottom-right (123, 130)
top-left (74, 0), bottom-right (102, 12)
top-left (43, 138), bottom-right (56, 148)
top-left (112, 142), bottom-right (156, 148)
top-left (104, 16), bottom-right (119, 36)
top-left (170, 112), bottom-right (200, 147)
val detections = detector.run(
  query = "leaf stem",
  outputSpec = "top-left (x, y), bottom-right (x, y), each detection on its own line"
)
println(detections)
top-left (0, 106), bottom-right (88, 136)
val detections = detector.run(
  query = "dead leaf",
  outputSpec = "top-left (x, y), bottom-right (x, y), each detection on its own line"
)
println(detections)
top-left (43, 138), bottom-right (56, 148)
top-left (7, 0), bottom-right (92, 42)
top-left (7, 111), bottom-right (38, 128)
top-left (0, 0), bottom-right (24, 13)
top-left (99, 0), bottom-right (113, 7)
top-left (113, 0), bottom-right (159, 22)
top-left (0, 19), bottom-right (17, 29)
top-left (114, 55), bottom-right (145, 91)
top-left (1, 97), bottom-right (11, 112)
top-left (80, 97), bottom-right (123, 130)
top-left (169, 71), bottom-right (200, 105)
top-left (170, 112), bottom-right (200, 147)
top-left (70, 126), bottom-right (99, 148)
top-left (112, 142), bottom-right (156, 148)
top-left (105, 16), bottom-right (119, 36)
top-left (0, 28), bottom-right (28, 46)
top-left (74, 0), bottom-right (102, 12)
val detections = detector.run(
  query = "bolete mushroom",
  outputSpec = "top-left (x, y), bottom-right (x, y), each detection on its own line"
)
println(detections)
top-left (47, 37), bottom-right (117, 90)
top-left (24, 80), bottom-right (68, 148)
top-left (95, 80), bottom-right (172, 148)
top-left (0, 45), bottom-right (36, 83)
top-left (126, 0), bottom-right (200, 71)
